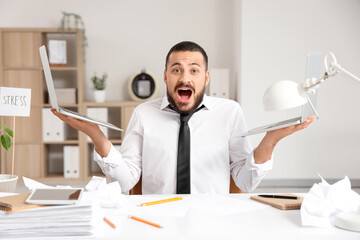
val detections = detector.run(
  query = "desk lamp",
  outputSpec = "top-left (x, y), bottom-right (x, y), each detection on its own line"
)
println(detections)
top-left (263, 52), bottom-right (360, 111)
top-left (263, 52), bottom-right (360, 232)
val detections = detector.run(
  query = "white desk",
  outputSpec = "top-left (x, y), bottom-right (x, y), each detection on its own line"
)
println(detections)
top-left (93, 193), bottom-right (360, 240)
top-left (1, 193), bottom-right (359, 240)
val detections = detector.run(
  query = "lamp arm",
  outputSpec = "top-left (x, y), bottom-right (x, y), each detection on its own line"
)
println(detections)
top-left (303, 52), bottom-right (360, 93)
top-left (334, 63), bottom-right (360, 84)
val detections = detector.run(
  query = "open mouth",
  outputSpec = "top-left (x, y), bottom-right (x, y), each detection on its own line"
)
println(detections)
top-left (177, 87), bottom-right (193, 103)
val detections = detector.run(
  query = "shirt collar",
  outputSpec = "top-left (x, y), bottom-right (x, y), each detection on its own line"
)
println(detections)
top-left (160, 94), bottom-right (212, 111)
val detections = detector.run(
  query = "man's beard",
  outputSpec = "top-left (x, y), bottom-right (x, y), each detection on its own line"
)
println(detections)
top-left (167, 85), bottom-right (205, 115)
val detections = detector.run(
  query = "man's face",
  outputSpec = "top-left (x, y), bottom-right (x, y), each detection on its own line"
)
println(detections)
top-left (164, 51), bottom-right (209, 114)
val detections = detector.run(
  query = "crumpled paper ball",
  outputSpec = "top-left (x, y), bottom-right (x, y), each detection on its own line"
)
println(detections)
top-left (86, 176), bottom-right (127, 209)
top-left (301, 175), bottom-right (360, 228)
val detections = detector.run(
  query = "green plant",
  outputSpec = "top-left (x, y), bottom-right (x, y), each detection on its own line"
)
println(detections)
top-left (91, 72), bottom-right (108, 90)
top-left (0, 125), bottom-right (13, 151)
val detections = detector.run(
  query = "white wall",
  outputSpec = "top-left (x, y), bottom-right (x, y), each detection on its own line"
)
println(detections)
top-left (2, 0), bottom-right (359, 184)
top-left (237, 0), bottom-right (360, 183)
top-left (0, 0), bottom-right (235, 101)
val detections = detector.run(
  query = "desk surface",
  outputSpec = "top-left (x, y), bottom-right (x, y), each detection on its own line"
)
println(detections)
top-left (94, 193), bottom-right (359, 240)
top-left (1, 193), bottom-right (359, 240)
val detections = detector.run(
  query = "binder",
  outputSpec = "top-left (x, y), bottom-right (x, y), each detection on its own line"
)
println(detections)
top-left (63, 146), bottom-right (79, 178)
top-left (250, 194), bottom-right (303, 210)
top-left (0, 193), bottom-right (44, 213)
top-left (42, 108), bottom-right (65, 141)
top-left (209, 68), bottom-right (229, 99)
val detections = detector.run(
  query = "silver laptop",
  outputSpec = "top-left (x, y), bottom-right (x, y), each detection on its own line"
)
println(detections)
top-left (39, 45), bottom-right (123, 132)
top-left (241, 52), bottom-right (322, 137)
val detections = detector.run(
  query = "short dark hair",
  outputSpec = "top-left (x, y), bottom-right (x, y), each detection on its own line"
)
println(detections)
top-left (165, 41), bottom-right (208, 70)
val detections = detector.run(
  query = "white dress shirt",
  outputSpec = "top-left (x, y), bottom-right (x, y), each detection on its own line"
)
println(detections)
top-left (94, 95), bottom-right (273, 194)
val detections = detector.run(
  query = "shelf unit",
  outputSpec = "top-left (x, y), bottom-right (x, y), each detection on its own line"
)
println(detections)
top-left (0, 28), bottom-right (139, 184)
top-left (82, 101), bottom-right (139, 178)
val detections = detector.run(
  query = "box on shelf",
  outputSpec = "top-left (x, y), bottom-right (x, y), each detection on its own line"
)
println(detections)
top-left (48, 39), bottom-right (67, 67)
top-left (55, 88), bottom-right (76, 104)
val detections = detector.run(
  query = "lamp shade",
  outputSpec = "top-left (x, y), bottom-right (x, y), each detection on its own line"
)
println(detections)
top-left (263, 80), bottom-right (307, 111)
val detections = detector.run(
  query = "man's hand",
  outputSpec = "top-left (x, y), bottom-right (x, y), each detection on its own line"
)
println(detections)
top-left (266, 115), bottom-right (315, 143)
top-left (51, 109), bottom-right (111, 157)
top-left (254, 116), bottom-right (315, 164)
top-left (51, 109), bottom-right (99, 136)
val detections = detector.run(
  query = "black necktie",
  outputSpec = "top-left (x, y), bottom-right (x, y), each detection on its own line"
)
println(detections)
top-left (176, 106), bottom-right (204, 194)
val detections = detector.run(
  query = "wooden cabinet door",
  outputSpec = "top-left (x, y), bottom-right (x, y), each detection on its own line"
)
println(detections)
top-left (4, 144), bottom-right (41, 178)
top-left (2, 70), bottom-right (42, 142)
top-left (2, 32), bottom-right (41, 68)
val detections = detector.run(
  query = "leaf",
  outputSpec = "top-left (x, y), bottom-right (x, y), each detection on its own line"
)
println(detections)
top-left (5, 128), bottom-right (13, 137)
top-left (1, 135), bottom-right (11, 151)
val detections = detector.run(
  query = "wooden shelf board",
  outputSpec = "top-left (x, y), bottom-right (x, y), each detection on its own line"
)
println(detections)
top-left (87, 139), bottom-right (122, 144)
top-left (50, 67), bottom-right (78, 71)
top-left (43, 140), bottom-right (79, 145)
top-left (84, 101), bottom-right (139, 107)
top-left (3, 67), bottom-right (42, 71)
top-left (43, 104), bottom-right (79, 108)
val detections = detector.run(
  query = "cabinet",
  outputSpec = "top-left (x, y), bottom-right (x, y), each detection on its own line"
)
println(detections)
top-left (82, 101), bottom-right (139, 178)
top-left (0, 28), bottom-right (139, 183)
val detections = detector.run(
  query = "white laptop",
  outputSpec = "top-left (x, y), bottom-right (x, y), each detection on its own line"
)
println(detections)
top-left (39, 45), bottom-right (123, 132)
top-left (240, 52), bottom-right (322, 137)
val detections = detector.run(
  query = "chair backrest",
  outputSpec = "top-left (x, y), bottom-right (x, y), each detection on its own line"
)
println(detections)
top-left (229, 177), bottom-right (245, 193)
top-left (129, 176), bottom-right (142, 195)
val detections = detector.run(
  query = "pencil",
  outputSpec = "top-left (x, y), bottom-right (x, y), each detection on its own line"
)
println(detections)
top-left (128, 215), bottom-right (163, 228)
top-left (103, 217), bottom-right (116, 229)
top-left (138, 197), bottom-right (183, 206)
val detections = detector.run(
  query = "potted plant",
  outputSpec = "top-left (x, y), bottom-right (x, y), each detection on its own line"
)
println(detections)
top-left (91, 72), bottom-right (107, 102)
top-left (59, 11), bottom-right (88, 62)
top-left (0, 125), bottom-right (18, 192)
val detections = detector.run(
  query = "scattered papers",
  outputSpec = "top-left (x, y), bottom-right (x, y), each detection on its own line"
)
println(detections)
top-left (301, 175), bottom-right (360, 228)
top-left (22, 177), bottom-right (51, 190)
top-left (23, 176), bottom-right (72, 190)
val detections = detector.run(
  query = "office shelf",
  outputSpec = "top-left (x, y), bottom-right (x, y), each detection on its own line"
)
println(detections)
top-left (0, 28), bottom-right (139, 182)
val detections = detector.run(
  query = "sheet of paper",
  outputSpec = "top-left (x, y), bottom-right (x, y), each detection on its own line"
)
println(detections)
top-left (115, 194), bottom-right (269, 218)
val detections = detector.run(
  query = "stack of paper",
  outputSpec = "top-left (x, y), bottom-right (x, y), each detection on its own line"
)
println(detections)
top-left (0, 203), bottom-right (93, 238)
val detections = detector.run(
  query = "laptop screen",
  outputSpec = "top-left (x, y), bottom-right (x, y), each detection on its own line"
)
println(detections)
top-left (301, 52), bottom-right (322, 121)
top-left (39, 45), bottom-right (58, 110)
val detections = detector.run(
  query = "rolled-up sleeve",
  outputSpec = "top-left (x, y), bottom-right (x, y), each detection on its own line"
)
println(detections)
top-left (229, 104), bottom-right (273, 192)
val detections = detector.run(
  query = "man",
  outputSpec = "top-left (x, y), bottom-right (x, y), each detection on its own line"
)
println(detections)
top-left (52, 41), bottom-right (314, 194)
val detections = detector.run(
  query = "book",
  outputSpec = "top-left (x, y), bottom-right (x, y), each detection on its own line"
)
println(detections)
top-left (250, 194), bottom-right (303, 210)
top-left (0, 193), bottom-right (44, 213)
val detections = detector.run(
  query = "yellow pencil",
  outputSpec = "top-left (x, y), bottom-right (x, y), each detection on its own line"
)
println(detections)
top-left (137, 197), bottom-right (183, 207)
top-left (129, 215), bottom-right (163, 228)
